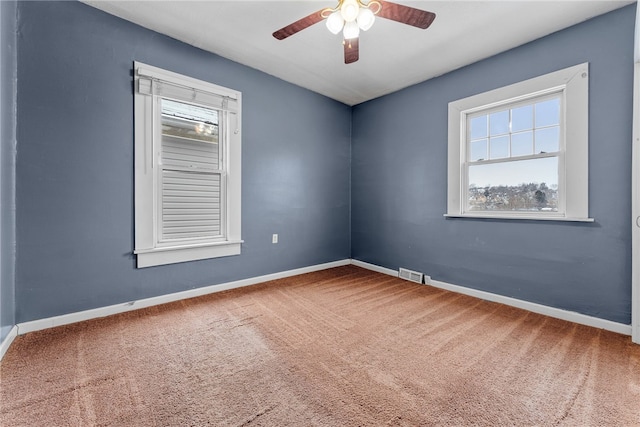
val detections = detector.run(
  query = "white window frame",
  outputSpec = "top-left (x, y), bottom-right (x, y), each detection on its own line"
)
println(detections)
top-left (134, 62), bottom-right (242, 268)
top-left (446, 62), bottom-right (593, 222)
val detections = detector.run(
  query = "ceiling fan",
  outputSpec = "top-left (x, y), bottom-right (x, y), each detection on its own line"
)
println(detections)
top-left (272, 0), bottom-right (436, 64)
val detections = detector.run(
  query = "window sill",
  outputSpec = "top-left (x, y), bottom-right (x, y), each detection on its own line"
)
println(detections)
top-left (135, 240), bottom-right (243, 268)
top-left (443, 214), bottom-right (594, 223)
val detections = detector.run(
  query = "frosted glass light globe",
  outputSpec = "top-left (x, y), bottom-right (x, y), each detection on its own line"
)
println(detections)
top-left (341, 0), bottom-right (359, 22)
top-left (326, 11), bottom-right (344, 34)
top-left (343, 20), bottom-right (360, 39)
top-left (357, 7), bottom-right (375, 31)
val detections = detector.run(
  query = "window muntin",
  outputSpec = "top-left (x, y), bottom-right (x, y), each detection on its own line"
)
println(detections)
top-left (464, 93), bottom-right (562, 214)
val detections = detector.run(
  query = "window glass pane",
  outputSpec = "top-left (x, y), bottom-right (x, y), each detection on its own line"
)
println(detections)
top-left (161, 99), bottom-right (219, 144)
top-left (511, 131), bottom-right (533, 157)
top-left (535, 127), bottom-right (559, 153)
top-left (470, 115), bottom-right (488, 140)
top-left (490, 110), bottom-right (509, 136)
top-left (490, 136), bottom-right (509, 159)
top-left (470, 139), bottom-right (487, 161)
top-left (535, 98), bottom-right (560, 127)
top-left (511, 105), bottom-right (533, 132)
top-left (467, 157), bottom-right (558, 212)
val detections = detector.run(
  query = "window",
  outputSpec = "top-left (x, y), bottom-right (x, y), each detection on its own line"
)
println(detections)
top-left (134, 62), bottom-right (242, 268)
top-left (447, 63), bottom-right (592, 222)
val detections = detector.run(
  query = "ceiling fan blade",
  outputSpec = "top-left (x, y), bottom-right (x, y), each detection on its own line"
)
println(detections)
top-left (344, 38), bottom-right (359, 64)
top-left (273, 9), bottom-right (326, 40)
top-left (377, 1), bottom-right (436, 29)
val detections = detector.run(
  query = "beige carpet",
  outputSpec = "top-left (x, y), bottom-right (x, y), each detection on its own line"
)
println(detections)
top-left (1, 265), bottom-right (639, 426)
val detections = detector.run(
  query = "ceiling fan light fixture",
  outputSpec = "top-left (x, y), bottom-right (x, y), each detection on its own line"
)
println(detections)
top-left (273, 0), bottom-right (436, 65)
top-left (343, 20), bottom-right (360, 39)
top-left (326, 10), bottom-right (344, 34)
top-left (341, 0), bottom-right (360, 22)
top-left (357, 7), bottom-right (375, 31)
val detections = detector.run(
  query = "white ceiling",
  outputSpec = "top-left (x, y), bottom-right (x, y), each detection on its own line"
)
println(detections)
top-left (82, 1), bottom-right (633, 106)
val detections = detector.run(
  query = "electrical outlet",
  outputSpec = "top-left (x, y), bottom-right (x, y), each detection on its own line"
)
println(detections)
top-left (272, 234), bottom-right (278, 244)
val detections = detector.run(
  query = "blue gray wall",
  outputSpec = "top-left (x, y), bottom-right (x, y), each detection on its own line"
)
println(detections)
top-left (8, 2), bottom-right (637, 327)
top-left (1, 0), bottom-right (17, 343)
top-left (15, 1), bottom-right (351, 323)
top-left (352, 5), bottom-right (635, 324)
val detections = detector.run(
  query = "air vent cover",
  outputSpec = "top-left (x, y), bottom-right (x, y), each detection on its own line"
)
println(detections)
top-left (399, 268), bottom-right (424, 284)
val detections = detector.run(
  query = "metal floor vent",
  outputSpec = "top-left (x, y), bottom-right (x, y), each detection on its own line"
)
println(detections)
top-left (399, 268), bottom-right (424, 284)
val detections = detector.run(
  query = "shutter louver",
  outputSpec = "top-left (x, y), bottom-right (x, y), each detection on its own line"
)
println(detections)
top-left (161, 170), bottom-right (221, 240)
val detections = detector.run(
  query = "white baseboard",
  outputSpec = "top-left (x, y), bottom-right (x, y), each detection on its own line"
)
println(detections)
top-left (17, 259), bottom-right (351, 335)
top-left (11, 257), bottom-right (633, 343)
top-left (351, 259), bottom-right (632, 336)
top-left (429, 279), bottom-right (632, 336)
top-left (0, 325), bottom-right (18, 361)
top-left (351, 259), bottom-right (398, 277)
